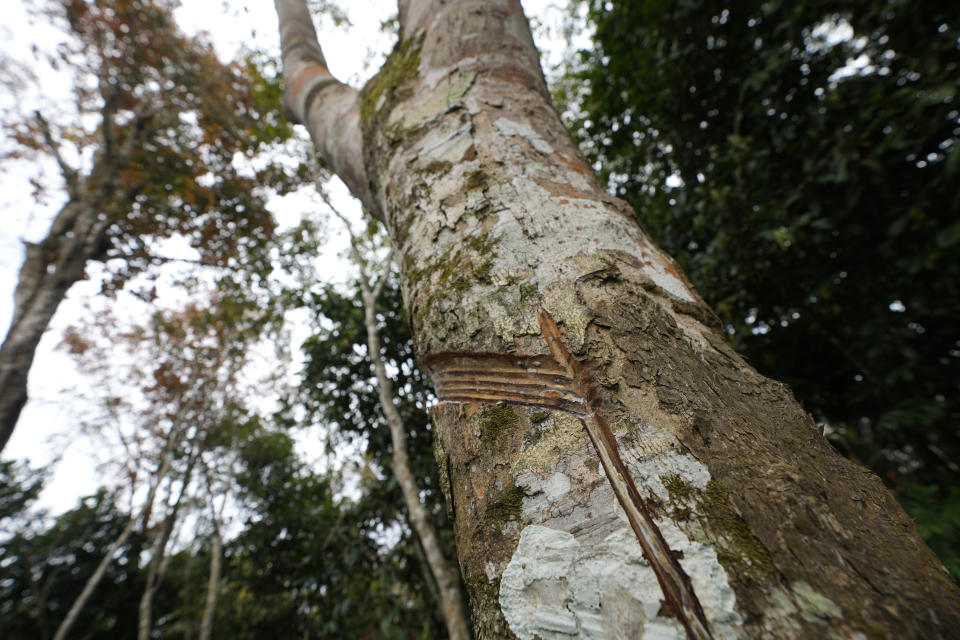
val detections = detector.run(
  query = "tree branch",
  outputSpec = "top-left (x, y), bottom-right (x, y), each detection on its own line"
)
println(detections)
top-left (274, 0), bottom-right (381, 219)
top-left (34, 111), bottom-right (79, 196)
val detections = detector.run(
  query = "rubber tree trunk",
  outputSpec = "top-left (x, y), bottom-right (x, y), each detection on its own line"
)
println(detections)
top-left (275, 0), bottom-right (960, 638)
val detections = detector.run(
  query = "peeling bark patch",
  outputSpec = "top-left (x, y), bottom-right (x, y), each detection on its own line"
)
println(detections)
top-left (424, 310), bottom-right (715, 639)
top-left (635, 247), bottom-right (695, 303)
top-left (387, 72), bottom-right (476, 131)
top-left (627, 450), bottom-right (712, 502)
top-left (534, 177), bottom-right (595, 201)
top-left (492, 117), bottom-right (554, 154)
top-left (500, 524), bottom-right (742, 640)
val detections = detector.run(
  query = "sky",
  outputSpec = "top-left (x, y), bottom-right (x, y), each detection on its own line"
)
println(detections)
top-left (0, 0), bottom-right (582, 514)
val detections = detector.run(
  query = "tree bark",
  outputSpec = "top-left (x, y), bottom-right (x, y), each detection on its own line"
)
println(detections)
top-left (278, 1), bottom-right (960, 638)
top-left (0, 105), bottom-right (150, 452)
top-left (273, 0), bottom-right (380, 218)
top-left (0, 201), bottom-right (109, 451)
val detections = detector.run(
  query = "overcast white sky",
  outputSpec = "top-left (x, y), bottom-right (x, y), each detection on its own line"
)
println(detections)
top-left (0, 0), bottom-right (580, 514)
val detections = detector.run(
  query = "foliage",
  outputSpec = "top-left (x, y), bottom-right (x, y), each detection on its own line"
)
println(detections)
top-left (1, 260), bottom-right (449, 637)
top-left (48, 276), bottom-right (303, 637)
top-left (897, 483), bottom-right (960, 579)
top-left (0, 475), bottom-right (157, 640)
top-left (0, 429), bottom-right (446, 639)
top-left (567, 0), bottom-right (960, 573)
top-left (220, 431), bottom-right (445, 639)
top-left (301, 269), bottom-right (443, 516)
top-left (3, 0), bottom-right (307, 294)
top-left (0, 460), bottom-right (47, 536)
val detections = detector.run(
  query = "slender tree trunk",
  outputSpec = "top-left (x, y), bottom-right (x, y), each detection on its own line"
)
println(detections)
top-left (198, 531), bottom-right (222, 640)
top-left (326, 197), bottom-right (471, 640)
top-left (362, 282), bottom-right (471, 640)
top-left (137, 510), bottom-right (173, 640)
top-left (51, 511), bottom-right (139, 640)
top-left (198, 465), bottom-right (225, 640)
top-left (52, 432), bottom-right (177, 640)
top-left (277, 1), bottom-right (960, 638)
top-left (139, 448), bottom-right (197, 640)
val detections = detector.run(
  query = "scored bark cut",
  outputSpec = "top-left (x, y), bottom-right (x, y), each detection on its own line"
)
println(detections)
top-left (425, 309), bottom-right (713, 640)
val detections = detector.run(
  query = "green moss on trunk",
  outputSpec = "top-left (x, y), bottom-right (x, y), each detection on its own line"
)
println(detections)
top-left (359, 35), bottom-right (422, 128)
top-left (479, 404), bottom-right (520, 443)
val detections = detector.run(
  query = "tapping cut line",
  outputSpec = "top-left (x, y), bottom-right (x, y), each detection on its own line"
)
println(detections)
top-left (430, 353), bottom-right (568, 376)
top-left (436, 375), bottom-right (584, 396)
top-left (422, 309), bottom-right (714, 640)
top-left (439, 387), bottom-right (582, 407)
top-left (435, 370), bottom-right (576, 388)
top-left (438, 392), bottom-right (588, 416)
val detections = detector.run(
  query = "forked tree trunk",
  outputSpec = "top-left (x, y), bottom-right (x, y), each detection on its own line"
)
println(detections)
top-left (276, 0), bottom-right (960, 638)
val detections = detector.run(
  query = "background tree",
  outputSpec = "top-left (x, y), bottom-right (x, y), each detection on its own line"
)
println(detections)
top-left (0, 0), bottom-right (304, 450)
top-left (1, 219), bottom-right (451, 639)
top-left (322, 201), bottom-right (468, 639)
top-left (298, 243), bottom-right (461, 635)
top-left (54, 281), bottom-right (290, 639)
top-left (0, 475), bottom-right (154, 640)
top-left (565, 0), bottom-right (960, 573)
top-left (217, 430), bottom-right (449, 639)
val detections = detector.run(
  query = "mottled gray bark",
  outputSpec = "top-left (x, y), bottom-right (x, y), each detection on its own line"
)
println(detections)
top-left (278, 0), bottom-right (960, 638)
